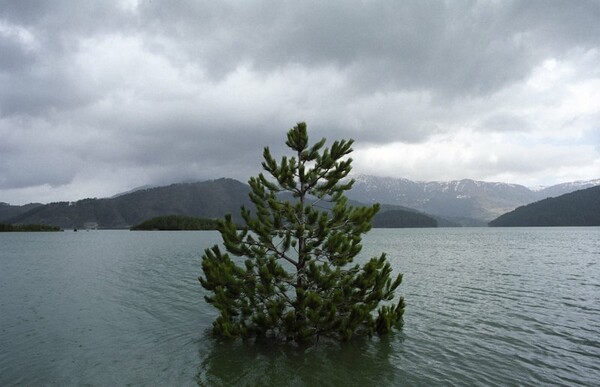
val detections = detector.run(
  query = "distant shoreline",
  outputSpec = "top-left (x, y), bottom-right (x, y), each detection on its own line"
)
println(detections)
top-left (0, 223), bottom-right (62, 232)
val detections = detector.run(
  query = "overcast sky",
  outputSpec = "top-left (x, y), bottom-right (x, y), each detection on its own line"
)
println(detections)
top-left (1, 0), bottom-right (599, 204)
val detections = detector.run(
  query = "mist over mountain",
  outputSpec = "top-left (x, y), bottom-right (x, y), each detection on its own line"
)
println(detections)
top-left (346, 175), bottom-right (600, 223)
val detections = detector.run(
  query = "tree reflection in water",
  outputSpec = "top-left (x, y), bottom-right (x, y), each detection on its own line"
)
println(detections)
top-left (196, 334), bottom-right (403, 386)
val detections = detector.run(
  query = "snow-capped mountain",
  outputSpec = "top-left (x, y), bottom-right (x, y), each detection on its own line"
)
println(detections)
top-left (347, 175), bottom-right (600, 223)
top-left (536, 179), bottom-right (600, 199)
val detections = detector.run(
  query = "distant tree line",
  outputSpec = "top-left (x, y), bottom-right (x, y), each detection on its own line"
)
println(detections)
top-left (0, 223), bottom-right (62, 232)
top-left (130, 215), bottom-right (220, 230)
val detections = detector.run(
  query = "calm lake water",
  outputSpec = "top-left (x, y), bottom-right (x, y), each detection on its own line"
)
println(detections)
top-left (1, 228), bottom-right (599, 386)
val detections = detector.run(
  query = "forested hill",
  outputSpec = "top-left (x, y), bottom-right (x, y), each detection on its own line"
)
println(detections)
top-left (8, 179), bottom-right (253, 229)
top-left (0, 202), bottom-right (43, 222)
top-left (489, 186), bottom-right (600, 227)
top-left (7, 178), bottom-right (440, 229)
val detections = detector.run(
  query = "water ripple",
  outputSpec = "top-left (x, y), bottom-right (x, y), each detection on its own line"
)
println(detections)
top-left (1, 228), bottom-right (599, 385)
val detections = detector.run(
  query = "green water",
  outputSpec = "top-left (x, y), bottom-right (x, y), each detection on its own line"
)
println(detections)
top-left (1, 228), bottom-right (599, 385)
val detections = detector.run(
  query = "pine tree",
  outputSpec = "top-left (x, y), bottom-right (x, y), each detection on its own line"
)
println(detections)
top-left (199, 122), bottom-right (405, 342)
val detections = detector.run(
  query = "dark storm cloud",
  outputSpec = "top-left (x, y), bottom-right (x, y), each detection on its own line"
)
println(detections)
top-left (0, 35), bottom-right (34, 71)
top-left (0, 120), bottom-right (79, 189)
top-left (0, 0), bottom-right (133, 35)
top-left (2, 0), bottom-right (598, 114)
top-left (0, 71), bottom-right (94, 116)
top-left (134, 0), bottom-right (600, 96)
top-left (0, 0), bottom-right (598, 203)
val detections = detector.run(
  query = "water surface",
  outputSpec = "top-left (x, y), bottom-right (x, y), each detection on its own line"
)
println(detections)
top-left (1, 228), bottom-right (599, 385)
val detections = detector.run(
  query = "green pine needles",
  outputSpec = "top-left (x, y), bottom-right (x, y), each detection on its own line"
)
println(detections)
top-left (199, 122), bottom-right (405, 342)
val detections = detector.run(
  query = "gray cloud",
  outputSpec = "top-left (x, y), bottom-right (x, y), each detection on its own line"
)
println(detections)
top-left (133, 0), bottom-right (600, 96)
top-left (0, 0), bottom-right (598, 204)
top-left (479, 113), bottom-right (533, 133)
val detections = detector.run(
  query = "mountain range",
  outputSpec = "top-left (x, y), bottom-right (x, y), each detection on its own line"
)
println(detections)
top-left (4, 179), bottom-right (252, 229)
top-left (2, 178), bottom-right (438, 229)
top-left (346, 175), bottom-right (600, 225)
top-left (2, 175), bottom-right (598, 228)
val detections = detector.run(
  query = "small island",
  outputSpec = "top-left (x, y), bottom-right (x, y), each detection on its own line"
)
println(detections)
top-left (0, 223), bottom-right (62, 232)
top-left (130, 215), bottom-right (220, 230)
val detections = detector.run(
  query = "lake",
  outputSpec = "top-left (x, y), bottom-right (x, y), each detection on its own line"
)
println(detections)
top-left (1, 228), bottom-right (599, 386)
